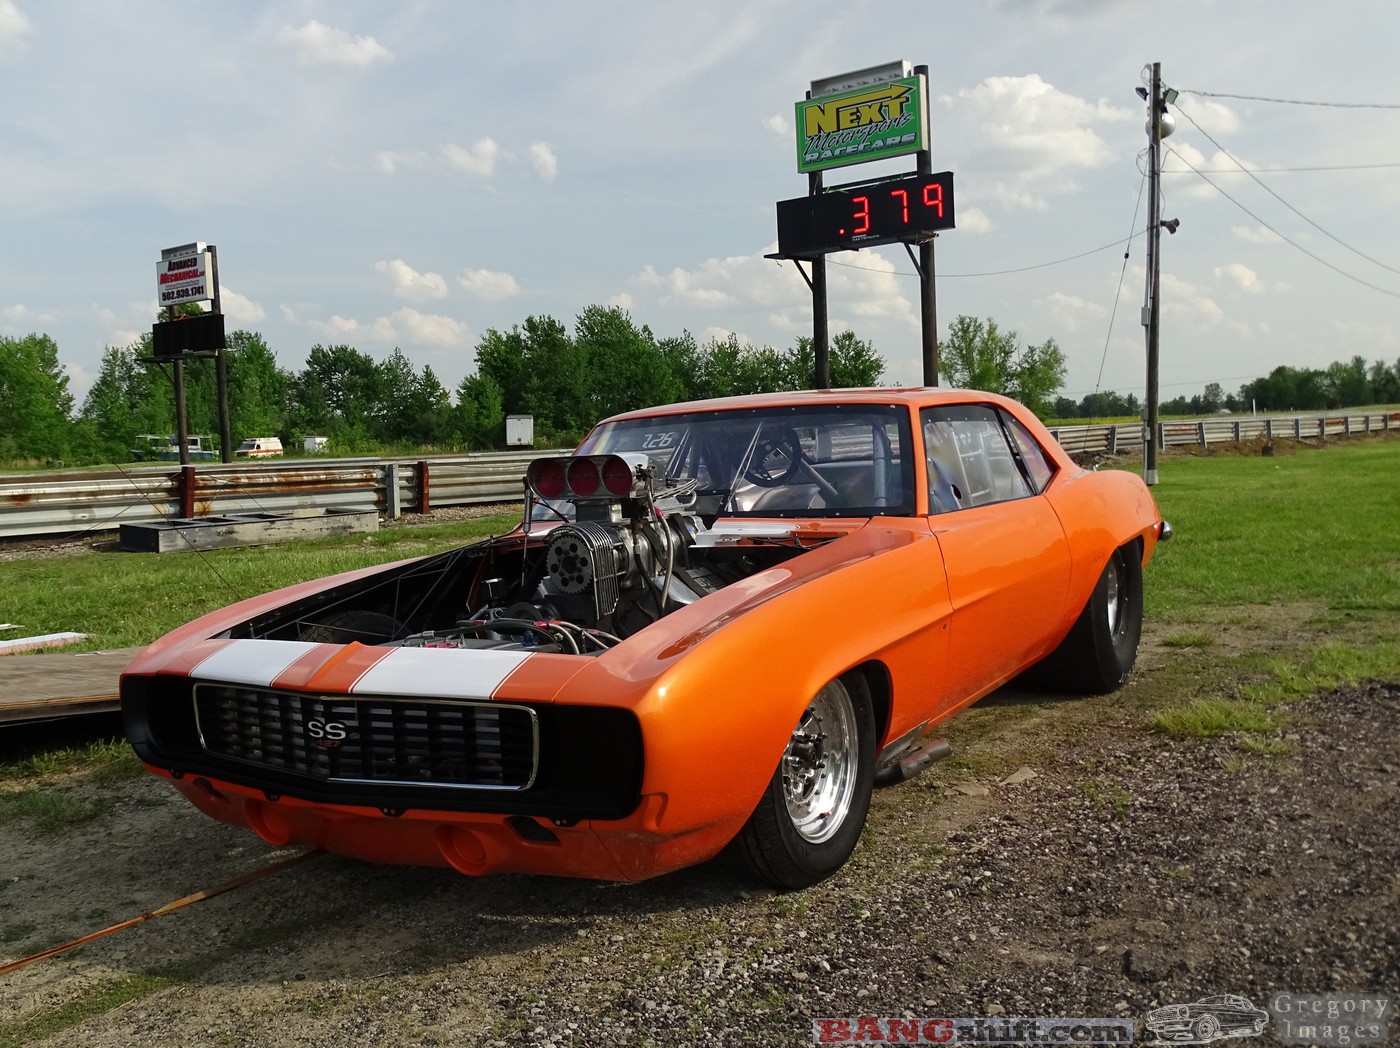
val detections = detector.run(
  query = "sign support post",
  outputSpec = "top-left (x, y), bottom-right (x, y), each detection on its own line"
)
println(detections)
top-left (915, 64), bottom-right (938, 386)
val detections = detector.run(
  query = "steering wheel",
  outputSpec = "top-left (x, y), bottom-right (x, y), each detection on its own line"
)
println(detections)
top-left (742, 429), bottom-right (841, 503)
top-left (743, 429), bottom-right (805, 487)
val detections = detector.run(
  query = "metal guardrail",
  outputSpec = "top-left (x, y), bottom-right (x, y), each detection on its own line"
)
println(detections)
top-left (1048, 410), bottom-right (1397, 456)
top-left (0, 450), bottom-right (566, 541)
top-left (1, 412), bottom-right (1395, 541)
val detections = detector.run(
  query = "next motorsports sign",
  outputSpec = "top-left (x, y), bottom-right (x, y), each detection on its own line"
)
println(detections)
top-left (795, 74), bottom-right (927, 174)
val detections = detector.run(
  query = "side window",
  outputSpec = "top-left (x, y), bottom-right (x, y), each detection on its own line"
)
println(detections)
top-left (921, 406), bottom-right (1033, 513)
top-left (1002, 413), bottom-right (1056, 493)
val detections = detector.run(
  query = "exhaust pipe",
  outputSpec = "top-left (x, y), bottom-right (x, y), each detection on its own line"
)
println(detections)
top-left (875, 736), bottom-right (952, 786)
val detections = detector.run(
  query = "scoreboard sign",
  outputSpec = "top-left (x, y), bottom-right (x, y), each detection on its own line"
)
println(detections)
top-left (776, 171), bottom-right (955, 257)
top-left (157, 242), bottom-right (212, 306)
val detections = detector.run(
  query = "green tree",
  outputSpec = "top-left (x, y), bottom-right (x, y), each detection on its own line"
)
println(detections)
top-left (694, 334), bottom-right (747, 400)
top-left (474, 315), bottom-right (587, 437)
top-left (0, 333), bottom-right (75, 462)
top-left (1368, 358), bottom-right (1400, 404)
top-left (455, 372), bottom-right (505, 449)
top-left (76, 341), bottom-right (172, 461)
top-left (1323, 355), bottom-right (1371, 408)
top-left (575, 306), bottom-right (682, 421)
top-left (827, 330), bottom-right (886, 388)
top-left (940, 316), bottom-right (1065, 417)
top-left (225, 331), bottom-right (288, 441)
top-left (292, 345), bottom-right (384, 442)
top-left (1202, 382), bottom-right (1224, 413)
top-left (658, 332), bottom-right (704, 401)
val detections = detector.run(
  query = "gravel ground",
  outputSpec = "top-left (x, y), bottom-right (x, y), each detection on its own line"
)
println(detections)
top-left (2, 502), bottom-right (1396, 1046)
top-left (2, 675), bottom-right (1395, 1047)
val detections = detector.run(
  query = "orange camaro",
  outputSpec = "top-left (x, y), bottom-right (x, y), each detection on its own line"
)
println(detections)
top-left (121, 388), bottom-right (1170, 889)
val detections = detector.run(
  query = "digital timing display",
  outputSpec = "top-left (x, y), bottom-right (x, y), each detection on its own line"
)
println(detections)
top-left (775, 171), bottom-right (955, 257)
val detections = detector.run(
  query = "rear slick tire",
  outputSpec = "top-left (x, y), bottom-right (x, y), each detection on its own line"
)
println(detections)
top-left (1040, 543), bottom-right (1143, 695)
top-left (735, 676), bottom-right (876, 890)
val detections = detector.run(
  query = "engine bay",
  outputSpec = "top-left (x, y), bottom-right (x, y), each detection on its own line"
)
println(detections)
top-left (241, 453), bottom-right (822, 656)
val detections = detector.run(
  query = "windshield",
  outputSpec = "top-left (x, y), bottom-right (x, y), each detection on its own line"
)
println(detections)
top-left (571, 403), bottom-right (914, 518)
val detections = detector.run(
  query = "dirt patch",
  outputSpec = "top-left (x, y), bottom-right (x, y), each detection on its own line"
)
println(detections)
top-left (2, 672), bottom-right (1395, 1047)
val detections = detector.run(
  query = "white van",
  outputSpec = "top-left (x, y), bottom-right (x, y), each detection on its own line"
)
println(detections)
top-left (234, 437), bottom-right (284, 458)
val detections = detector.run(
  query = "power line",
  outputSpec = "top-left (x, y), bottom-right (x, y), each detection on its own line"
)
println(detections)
top-left (1177, 89), bottom-right (1400, 109)
top-left (1095, 168), bottom-right (1147, 394)
top-left (1163, 161), bottom-right (1400, 173)
top-left (1165, 148), bottom-right (1400, 300)
top-left (1172, 101), bottom-right (1400, 277)
top-left (817, 231), bottom-right (1145, 280)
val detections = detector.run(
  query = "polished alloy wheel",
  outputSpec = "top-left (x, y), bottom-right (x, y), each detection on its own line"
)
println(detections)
top-left (781, 682), bottom-right (858, 844)
top-left (1104, 552), bottom-right (1124, 635)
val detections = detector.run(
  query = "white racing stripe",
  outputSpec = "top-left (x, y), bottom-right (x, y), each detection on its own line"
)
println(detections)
top-left (349, 646), bottom-right (532, 699)
top-left (191, 640), bottom-right (324, 687)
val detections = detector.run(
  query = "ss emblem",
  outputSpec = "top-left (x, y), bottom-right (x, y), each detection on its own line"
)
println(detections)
top-left (306, 717), bottom-right (349, 748)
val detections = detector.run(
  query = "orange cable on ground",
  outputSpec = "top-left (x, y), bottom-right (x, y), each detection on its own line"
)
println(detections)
top-left (0, 849), bottom-right (325, 977)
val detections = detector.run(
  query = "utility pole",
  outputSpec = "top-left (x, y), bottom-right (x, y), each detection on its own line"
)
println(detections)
top-left (1141, 62), bottom-right (1177, 486)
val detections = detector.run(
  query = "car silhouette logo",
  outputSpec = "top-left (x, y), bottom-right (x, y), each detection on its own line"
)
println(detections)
top-left (1147, 994), bottom-right (1269, 1043)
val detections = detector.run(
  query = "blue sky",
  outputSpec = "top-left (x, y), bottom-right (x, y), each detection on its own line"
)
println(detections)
top-left (3, 0), bottom-right (1399, 408)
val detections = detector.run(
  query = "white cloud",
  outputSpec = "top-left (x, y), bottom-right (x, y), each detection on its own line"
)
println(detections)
top-left (944, 74), bottom-right (1134, 208)
top-left (375, 259), bottom-right (448, 301)
top-left (1176, 98), bottom-right (1240, 136)
top-left (220, 287), bottom-right (266, 326)
top-left (1330, 319), bottom-right (1398, 351)
top-left (63, 360), bottom-right (94, 402)
top-left (391, 308), bottom-right (469, 348)
top-left (703, 325), bottom-right (757, 345)
top-left (442, 139), bottom-right (502, 177)
top-left (309, 309), bottom-right (468, 348)
top-left (0, 0), bottom-right (32, 56)
top-left (274, 20), bottom-right (392, 68)
top-left (95, 302), bottom-right (154, 353)
top-left (528, 142), bottom-right (559, 181)
top-left (1214, 262), bottom-right (1265, 294)
top-left (2, 302), bottom-right (57, 325)
top-left (632, 247), bottom-right (915, 340)
top-left (373, 150), bottom-right (427, 174)
top-left (1034, 291), bottom-right (1107, 332)
top-left (1157, 269), bottom-right (1250, 337)
top-left (609, 292), bottom-right (634, 310)
top-left (459, 268), bottom-right (520, 301)
top-left (830, 253), bottom-right (916, 325)
top-left (764, 114), bottom-right (789, 136)
top-left (314, 314), bottom-right (396, 343)
top-left (637, 263), bottom-right (736, 308)
top-left (956, 207), bottom-right (994, 234)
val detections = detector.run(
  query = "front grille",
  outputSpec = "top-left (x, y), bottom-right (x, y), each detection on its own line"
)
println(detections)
top-left (193, 684), bottom-right (538, 790)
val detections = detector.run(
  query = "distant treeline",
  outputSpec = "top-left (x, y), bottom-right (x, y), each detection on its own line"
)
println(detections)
top-left (0, 306), bottom-right (884, 466)
top-left (1053, 356), bottom-right (1400, 421)
top-left (2, 305), bottom-right (1395, 467)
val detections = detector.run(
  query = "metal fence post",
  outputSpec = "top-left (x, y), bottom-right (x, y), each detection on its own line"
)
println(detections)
top-left (179, 465), bottom-right (196, 520)
top-left (384, 462), bottom-right (402, 519)
top-left (417, 459), bottom-right (431, 514)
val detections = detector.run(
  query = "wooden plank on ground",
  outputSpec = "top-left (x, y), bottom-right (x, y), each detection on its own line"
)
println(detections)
top-left (0, 648), bottom-right (142, 725)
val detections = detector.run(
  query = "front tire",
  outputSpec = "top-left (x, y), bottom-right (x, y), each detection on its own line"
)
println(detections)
top-left (735, 676), bottom-right (875, 889)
